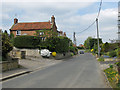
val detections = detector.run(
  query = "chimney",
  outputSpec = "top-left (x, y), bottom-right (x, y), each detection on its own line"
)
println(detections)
top-left (51, 15), bottom-right (55, 24)
top-left (14, 18), bottom-right (18, 24)
top-left (60, 31), bottom-right (63, 34)
top-left (64, 32), bottom-right (66, 37)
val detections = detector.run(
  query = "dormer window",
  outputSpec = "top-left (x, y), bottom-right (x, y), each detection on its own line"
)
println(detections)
top-left (16, 30), bottom-right (21, 35)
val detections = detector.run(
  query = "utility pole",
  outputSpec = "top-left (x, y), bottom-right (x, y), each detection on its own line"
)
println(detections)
top-left (96, 18), bottom-right (100, 57)
top-left (73, 32), bottom-right (76, 46)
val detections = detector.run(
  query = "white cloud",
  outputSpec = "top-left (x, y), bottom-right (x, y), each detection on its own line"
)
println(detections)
top-left (1, 1), bottom-right (118, 45)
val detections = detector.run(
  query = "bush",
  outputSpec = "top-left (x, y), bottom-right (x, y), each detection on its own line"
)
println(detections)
top-left (71, 53), bottom-right (74, 56)
top-left (108, 51), bottom-right (117, 58)
top-left (69, 46), bottom-right (78, 55)
top-left (115, 62), bottom-right (120, 67)
top-left (116, 48), bottom-right (120, 58)
top-left (109, 64), bottom-right (113, 69)
top-left (2, 32), bottom-right (13, 58)
top-left (14, 35), bottom-right (42, 49)
top-left (98, 56), bottom-right (104, 61)
top-left (45, 36), bottom-right (71, 53)
top-left (104, 68), bottom-right (118, 88)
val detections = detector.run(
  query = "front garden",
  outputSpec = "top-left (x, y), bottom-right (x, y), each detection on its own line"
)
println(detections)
top-left (13, 35), bottom-right (78, 58)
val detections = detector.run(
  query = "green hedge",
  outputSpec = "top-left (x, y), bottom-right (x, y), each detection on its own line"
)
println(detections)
top-left (14, 36), bottom-right (72, 53)
top-left (14, 36), bottom-right (41, 49)
top-left (45, 36), bottom-right (71, 53)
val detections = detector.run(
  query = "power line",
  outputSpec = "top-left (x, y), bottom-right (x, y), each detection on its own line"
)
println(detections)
top-left (77, 20), bottom-right (96, 34)
top-left (97, 0), bottom-right (102, 18)
top-left (76, 0), bottom-right (102, 34)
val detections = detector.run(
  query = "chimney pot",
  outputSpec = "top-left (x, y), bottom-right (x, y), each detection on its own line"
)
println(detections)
top-left (14, 18), bottom-right (18, 24)
top-left (51, 15), bottom-right (55, 23)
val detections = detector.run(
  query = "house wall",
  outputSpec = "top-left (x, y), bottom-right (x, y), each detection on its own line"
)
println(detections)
top-left (11, 30), bottom-right (37, 37)
top-left (11, 29), bottom-right (58, 37)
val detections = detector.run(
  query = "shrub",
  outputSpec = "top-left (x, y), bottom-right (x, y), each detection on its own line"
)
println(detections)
top-left (115, 62), bottom-right (120, 67)
top-left (45, 36), bottom-right (71, 53)
top-left (2, 32), bottom-right (13, 58)
top-left (14, 35), bottom-right (41, 49)
top-left (104, 68), bottom-right (118, 88)
top-left (69, 46), bottom-right (78, 55)
top-left (109, 64), bottom-right (113, 69)
top-left (71, 53), bottom-right (74, 56)
top-left (98, 56), bottom-right (104, 61)
top-left (108, 51), bottom-right (117, 58)
top-left (116, 48), bottom-right (120, 58)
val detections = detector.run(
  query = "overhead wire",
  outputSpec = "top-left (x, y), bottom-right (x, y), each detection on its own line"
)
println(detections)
top-left (76, 0), bottom-right (102, 34)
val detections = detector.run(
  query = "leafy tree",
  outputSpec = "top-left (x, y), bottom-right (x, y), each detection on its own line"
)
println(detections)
top-left (84, 37), bottom-right (92, 49)
top-left (84, 37), bottom-right (103, 50)
top-left (2, 31), bottom-right (13, 58)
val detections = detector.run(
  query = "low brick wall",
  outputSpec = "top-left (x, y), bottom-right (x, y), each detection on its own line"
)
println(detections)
top-left (10, 48), bottom-right (42, 59)
top-left (1, 58), bottom-right (19, 72)
top-left (21, 49), bottom-right (40, 57)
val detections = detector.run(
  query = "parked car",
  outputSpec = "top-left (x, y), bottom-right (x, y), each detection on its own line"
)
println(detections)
top-left (80, 51), bottom-right (84, 54)
top-left (40, 49), bottom-right (51, 57)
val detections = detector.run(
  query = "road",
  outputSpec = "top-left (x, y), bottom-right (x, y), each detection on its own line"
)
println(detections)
top-left (2, 53), bottom-right (108, 88)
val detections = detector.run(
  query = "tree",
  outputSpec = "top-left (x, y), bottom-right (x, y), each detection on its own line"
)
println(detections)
top-left (2, 31), bottom-right (13, 58)
top-left (84, 37), bottom-right (92, 49)
top-left (84, 37), bottom-right (103, 52)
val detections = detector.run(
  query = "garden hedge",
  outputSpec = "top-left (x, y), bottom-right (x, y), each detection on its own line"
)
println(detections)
top-left (14, 35), bottom-right (41, 49)
top-left (45, 36), bottom-right (71, 53)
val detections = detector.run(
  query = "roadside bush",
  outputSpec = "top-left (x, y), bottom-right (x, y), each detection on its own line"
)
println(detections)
top-left (108, 51), bottom-right (117, 58)
top-left (71, 53), bottom-right (74, 56)
top-left (109, 64), bottom-right (113, 69)
top-left (116, 48), bottom-right (120, 58)
top-left (14, 36), bottom-right (41, 49)
top-left (98, 56), bottom-right (104, 61)
top-left (104, 68), bottom-right (118, 88)
top-left (69, 46), bottom-right (78, 55)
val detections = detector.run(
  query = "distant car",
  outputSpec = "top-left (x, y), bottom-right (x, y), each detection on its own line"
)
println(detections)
top-left (80, 51), bottom-right (84, 54)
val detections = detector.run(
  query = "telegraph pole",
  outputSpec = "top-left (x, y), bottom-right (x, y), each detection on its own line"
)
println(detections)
top-left (73, 32), bottom-right (76, 46)
top-left (96, 18), bottom-right (100, 57)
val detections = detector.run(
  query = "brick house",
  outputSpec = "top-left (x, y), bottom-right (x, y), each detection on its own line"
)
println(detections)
top-left (10, 15), bottom-right (59, 39)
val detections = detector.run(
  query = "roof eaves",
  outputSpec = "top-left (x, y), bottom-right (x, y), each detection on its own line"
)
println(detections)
top-left (10, 23), bottom-right (15, 30)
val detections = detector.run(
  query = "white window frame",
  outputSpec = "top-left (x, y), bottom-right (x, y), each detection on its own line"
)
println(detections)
top-left (40, 32), bottom-right (44, 36)
top-left (16, 30), bottom-right (21, 35)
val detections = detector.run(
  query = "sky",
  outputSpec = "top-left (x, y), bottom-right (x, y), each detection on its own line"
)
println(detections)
top-left (1, 0), bottom-right (119, 45)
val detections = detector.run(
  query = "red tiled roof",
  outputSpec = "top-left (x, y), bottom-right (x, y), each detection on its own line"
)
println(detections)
top-left (10, 22), bottom-right (52, 30)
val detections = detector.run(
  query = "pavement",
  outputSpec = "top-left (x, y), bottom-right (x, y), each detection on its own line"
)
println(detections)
top-left (2, 53), bottom-right (108, 88)
top-left (1, 56), bottom-right (62, 81)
